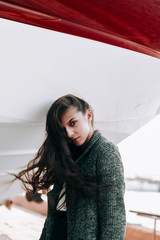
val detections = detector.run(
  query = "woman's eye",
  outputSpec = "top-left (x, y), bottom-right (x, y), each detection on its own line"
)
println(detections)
top-left (70, 121), bottom-right (77, 126)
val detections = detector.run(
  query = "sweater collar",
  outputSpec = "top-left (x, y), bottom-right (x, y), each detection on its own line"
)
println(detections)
top-left (75, 130), bottom-right (101, 164)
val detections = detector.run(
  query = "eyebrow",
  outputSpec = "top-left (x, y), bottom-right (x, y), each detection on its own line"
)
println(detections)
top-left (68, 117), bottom-right (76, 124)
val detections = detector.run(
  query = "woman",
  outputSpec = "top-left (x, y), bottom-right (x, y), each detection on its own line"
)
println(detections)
top-left (15, 94), bottom-right (126, 240)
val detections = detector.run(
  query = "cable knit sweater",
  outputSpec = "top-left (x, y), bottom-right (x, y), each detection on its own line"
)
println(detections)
top-left (39, 130), bottom-right (126, 240)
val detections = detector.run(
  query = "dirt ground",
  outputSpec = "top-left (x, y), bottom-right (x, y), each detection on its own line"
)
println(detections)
top-left (125, 224), bottom-right (160, 240)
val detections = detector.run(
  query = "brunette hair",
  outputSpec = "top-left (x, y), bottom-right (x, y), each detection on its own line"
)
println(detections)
top-left (13, 94), bottom-right (100, 206)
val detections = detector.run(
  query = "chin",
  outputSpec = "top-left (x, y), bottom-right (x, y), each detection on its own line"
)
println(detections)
top-left (75, 142), bottom-right (83, 146)
top-left (74, 140), bottom-right (84, 146)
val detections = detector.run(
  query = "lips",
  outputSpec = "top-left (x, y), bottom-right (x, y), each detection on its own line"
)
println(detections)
top-left (72, 137), bottom-right (79, 142)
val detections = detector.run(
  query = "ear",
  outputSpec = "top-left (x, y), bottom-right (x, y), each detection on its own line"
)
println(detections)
top-left (87, 109), bottom-right (92, 122)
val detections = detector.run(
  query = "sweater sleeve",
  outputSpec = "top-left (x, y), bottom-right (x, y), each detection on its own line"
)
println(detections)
top-left (97, 142), bottom-right (126, 240)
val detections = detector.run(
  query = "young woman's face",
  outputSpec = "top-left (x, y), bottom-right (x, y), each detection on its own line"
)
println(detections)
top-left (61, 107), bottom-right (93, 146)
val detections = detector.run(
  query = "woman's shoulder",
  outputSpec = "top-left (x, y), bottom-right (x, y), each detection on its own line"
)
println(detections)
top-left (94, 131), bottom-right (123, 173)
top-left (94, 130), bottom-right (118, 153)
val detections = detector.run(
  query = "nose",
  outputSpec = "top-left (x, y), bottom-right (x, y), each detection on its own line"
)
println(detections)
top-left (65, 127), bottom-right (74, 138)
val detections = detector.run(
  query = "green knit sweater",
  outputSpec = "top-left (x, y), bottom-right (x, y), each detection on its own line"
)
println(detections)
top-left (40, 130), bottom-right (126, 240)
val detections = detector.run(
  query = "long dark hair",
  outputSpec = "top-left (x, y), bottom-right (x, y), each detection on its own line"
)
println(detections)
top-left (13, 94), bottom-right (101, 205)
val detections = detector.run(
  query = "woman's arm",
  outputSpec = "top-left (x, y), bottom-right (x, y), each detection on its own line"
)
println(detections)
top-left (97, 142), bottom-right (126, 240)
top-left (39, 187), bottom-right (59, 240)
top-left (39, 193), bottom-right (55, 240)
